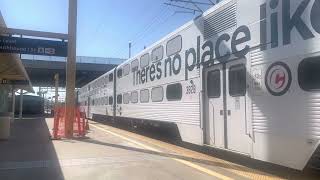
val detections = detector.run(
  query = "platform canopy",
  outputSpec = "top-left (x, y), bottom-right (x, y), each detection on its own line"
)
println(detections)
top-left (0, 11), bottom-right (33, 92)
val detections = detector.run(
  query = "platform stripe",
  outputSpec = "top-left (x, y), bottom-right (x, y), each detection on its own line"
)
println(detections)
top-left (91, 123), bottom-right (235, 180)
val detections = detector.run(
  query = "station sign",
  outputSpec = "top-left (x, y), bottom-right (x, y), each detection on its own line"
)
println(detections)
top-left (0, 36), bottom-right (68, 57)
top-left (0, 79), bottom-right (9, 84)
top-left (0, 79), bottom-right (29, 85)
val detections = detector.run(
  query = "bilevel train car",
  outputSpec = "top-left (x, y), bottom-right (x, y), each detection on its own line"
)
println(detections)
top-left (79, 0), bottom-right (320, 170)
top-left (78, 69), bottom-right (115, 120)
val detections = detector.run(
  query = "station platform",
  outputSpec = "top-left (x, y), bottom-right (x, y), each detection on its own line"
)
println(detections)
top-left (0, 117), bottom-right (318, 180)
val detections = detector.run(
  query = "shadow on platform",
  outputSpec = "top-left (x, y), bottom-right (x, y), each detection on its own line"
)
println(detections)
top-left (0, 117), bottom-right (64, 180)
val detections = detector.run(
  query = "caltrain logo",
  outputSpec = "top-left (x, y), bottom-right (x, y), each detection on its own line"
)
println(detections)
top-left (265, 62), bottom-right (292, 96)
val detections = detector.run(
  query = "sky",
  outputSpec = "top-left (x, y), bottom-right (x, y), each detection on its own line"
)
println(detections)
top-left (0, 0), bottom-right (217, 59)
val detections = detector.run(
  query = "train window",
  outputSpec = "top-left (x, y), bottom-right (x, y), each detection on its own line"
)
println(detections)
top-left (166, 83), bottom-right (182, 101)
top-left (131, 91), bottom-right (138, 103)
top-left (229, 64), bottom-right (246, 97)
top-left (140, 89), bottom-right (149, 103)
top-left (166, 35), bottom-right (182, 56)
top-left (140, 53), bottom-right (150, 68)
top-left (123, 64), bottom-right (130, 76)
top-left (108, 96), bottom-right (113, 105)
top-left (131, 59), bottom-right (139, 72)
top-left (92, 99), bottom-right (95, 106)
top-left (299, 56), bottom-right (320, 91)
top-left (123, 93), bottom-right (130, 104)
top-left (151, 86), bottom-right (163, 102)
top-left (151, 46), bottom-right (164, 62)
top-left (117, 68), bottom-right (123, 78)
top-left (109, 73), bottom-right (113, 82)
top-left (117, 94), bottom-right (122, 104)
top-left (207, 70), bottom-right (221, 98)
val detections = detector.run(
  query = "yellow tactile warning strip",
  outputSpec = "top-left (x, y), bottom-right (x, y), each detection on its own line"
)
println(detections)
top-left (90, 121), bottom-right (286, 180)
top-left (91, 123), bottom-right (234, 180)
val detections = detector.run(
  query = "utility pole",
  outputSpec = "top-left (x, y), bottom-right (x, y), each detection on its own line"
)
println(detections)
top-left (65, 0), bottom-right (77, 138)
top-left (129, 41), bottom-right (132, 58)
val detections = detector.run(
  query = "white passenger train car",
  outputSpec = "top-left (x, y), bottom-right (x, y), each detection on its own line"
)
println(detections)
top-left (78, 84), bottom-right (89, 115)
top-left (79, 0), bottom-right (320, 170)
top-left (79, 69), bottom-right (115, 119)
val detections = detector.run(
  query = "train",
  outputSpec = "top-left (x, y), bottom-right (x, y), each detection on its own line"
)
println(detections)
top-left (78, 0), bottom-right (320, 170)
top-left (14, 95), bottom-right (44, 115)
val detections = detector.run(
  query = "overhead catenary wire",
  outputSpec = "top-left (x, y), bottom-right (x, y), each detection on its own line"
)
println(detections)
top-left (207, 0), bottom-right (216, 5)
top-left (131, 8), bottom-right (173, 47)
top-left (187, 0), bottom-right (204, 12)
top-left (131, 10), bottom-right (176, 50)
top-left (129, 4), bottom-right (180, 53)
top-left (88, 2), bottom-right (154, 59)
top-left (164, 2), bottom-right (201, 12)
top-left (111, 5), bottom-right (172, 58)
top-left (109, 5), bottom-right (169, 58)
top-left (129, 13), bottom-right (175, 51)
top-left (170, 0), bottom-right (212, 6)
top-left (110, 0), bottom-right (215, 59)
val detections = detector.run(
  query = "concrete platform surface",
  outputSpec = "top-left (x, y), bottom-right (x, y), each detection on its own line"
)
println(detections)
top-left (0, 117), bottom-right (318, 180)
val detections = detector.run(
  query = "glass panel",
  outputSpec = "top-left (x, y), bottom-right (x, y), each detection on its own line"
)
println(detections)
top-left (117, 68), bottom-right (123, 78)
top-left (151, 86), bottom-right (163, 102)
top-left (299, 56), bottom-right (320, 91)
top-left (140, 89), bottom-right (149, 103)
top-left (123, 64), bottom-right (130, 76)
top-left (108, 96), bottom-right (113, 105)
top-left (123, 93), bottom-right (131, 104)
top-left (166, 35), bottom-right (182, 56)
top-left (131, 91), bottom-right (138, 103)
top-left (117, 94), bottom-right (122, 104)
top-left (140, 53), bottom-right (150, 68)
top-left (166, 83), bottom-right (182, 101)
top-left (229, 64), bottom-right (246, 97)
top-left (131, 59), bottom-right (139, 72)
top-left (109, 73), bottom-right (113, 82)
top-left (151, 46), bottom-right (163, 62)
top-left (207, 70), bottom-right (221, 98)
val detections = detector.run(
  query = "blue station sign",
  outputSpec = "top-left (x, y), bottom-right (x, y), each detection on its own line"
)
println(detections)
top-left (0, 36), bottom-right (68, 57)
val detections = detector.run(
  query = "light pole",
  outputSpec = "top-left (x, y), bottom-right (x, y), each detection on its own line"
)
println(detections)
top-left (129, 41), bottom-right (132, 58)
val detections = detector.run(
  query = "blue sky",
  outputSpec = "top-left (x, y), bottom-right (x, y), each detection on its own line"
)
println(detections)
top-left (0, 0), bottom-right (216, 59)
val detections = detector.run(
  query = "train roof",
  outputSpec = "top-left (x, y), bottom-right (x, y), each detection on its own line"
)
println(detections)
top-left (80, 0), bottom-right (234, 90)
top-left (117, 0), bottom-right (233, 68)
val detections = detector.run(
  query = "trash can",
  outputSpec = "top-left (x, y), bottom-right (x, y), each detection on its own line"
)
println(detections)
top-left (0, 112), bottom-right (11, 140)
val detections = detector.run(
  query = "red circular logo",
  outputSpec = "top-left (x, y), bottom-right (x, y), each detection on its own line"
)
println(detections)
top-left (265, 62), bottom-right (292, 96)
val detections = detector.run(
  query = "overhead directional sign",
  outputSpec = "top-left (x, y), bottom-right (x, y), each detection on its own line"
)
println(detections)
top-left (0, 36), bottom-right (68, 57)
top-left (0, 79), bottom-right (29, 85)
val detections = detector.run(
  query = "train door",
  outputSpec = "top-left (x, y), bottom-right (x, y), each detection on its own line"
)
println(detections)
top-left (204, 64), bottom-right (224, 148)
top-left (204, 58), bottom-right (250, 155)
